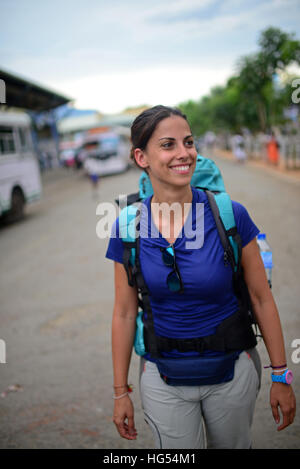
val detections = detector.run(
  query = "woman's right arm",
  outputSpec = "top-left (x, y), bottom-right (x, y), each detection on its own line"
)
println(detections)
top-left (112, 261), bottom-right (139, 440)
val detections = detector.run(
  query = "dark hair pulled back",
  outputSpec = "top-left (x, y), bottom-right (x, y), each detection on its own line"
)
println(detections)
top-left (130, 105), bottom-right (188, 168)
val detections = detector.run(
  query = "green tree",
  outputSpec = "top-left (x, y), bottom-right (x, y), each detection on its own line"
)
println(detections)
top-left (179, 27), bottom-right (300, 135)
top-left (237, 27), bottom-right (300, 131)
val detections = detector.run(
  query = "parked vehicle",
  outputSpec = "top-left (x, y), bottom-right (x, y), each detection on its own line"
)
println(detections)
top-left (59, 148), bottom-right (76, 167)
top-left (82, 131), bottom-right (131, 176)
top-left (0, 111), bottom-right (42, 222)
top-left (58, 138), bottom-right (84, 168)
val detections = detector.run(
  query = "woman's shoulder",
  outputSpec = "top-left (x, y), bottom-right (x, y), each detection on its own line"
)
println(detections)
top-left (231, 199), bottom-right (254, 222)
top-left (231, 199), bottom-right (248, 215)
top-left (231, 200), bottom-right (260, 247)
top-left (191, 186), bottom-right (208, 203)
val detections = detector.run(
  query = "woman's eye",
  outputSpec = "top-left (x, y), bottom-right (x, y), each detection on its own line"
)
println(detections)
top-left (161, 140), bottom-right (193, 149)
top-left (162, 142), bottom-right (173, 148)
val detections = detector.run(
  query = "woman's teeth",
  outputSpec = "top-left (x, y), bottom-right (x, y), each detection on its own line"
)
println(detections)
top-left (170, 165), bottom-right (190, 172)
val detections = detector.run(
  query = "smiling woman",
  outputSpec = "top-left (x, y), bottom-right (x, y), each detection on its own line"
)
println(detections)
top-left (106, 105), bottom-right (296, 449)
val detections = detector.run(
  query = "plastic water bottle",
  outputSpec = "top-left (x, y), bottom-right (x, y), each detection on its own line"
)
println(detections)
top-left (257, 233), bottom-right (273, 288)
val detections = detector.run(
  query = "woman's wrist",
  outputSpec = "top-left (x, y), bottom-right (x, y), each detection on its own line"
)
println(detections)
top-left (271, 367), bottom-right (288, 375)
top-left (113, 384), bottom-right (133, 397)
top-left (264, 362), bottom-right (287, 370)
top-left (264, 361), bottom-right (290, 376)
top-left (113, 391), bottom-right (130, 400)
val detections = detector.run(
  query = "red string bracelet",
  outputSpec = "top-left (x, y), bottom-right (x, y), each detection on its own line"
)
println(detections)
top-left (113, 384), bottom-right (133, 393)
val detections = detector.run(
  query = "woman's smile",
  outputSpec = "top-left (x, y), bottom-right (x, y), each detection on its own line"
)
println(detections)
top-left (168, 163), bottom-right (193, 175)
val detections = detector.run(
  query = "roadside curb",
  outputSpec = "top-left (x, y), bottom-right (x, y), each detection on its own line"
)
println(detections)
top-left (213, 148), bottom-right (300, 185)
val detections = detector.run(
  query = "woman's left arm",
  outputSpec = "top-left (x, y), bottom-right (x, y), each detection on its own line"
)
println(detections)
top-left (242, 238), bottom-right (296, 431)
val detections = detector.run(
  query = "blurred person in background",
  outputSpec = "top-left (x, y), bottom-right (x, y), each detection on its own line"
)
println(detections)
top-left (266, 131), bottom-right (280, 165)
top-left (231, 133), bottom-right (247, 163)
top-left (84, 157), bottom-right (100, 199)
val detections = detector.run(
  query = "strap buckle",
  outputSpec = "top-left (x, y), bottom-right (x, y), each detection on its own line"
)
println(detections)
top-left (176, 338), bottom-right (204, 353)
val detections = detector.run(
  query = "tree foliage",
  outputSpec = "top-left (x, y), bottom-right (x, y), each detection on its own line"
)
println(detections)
top-left (179, 27), bottom-right (300, 135)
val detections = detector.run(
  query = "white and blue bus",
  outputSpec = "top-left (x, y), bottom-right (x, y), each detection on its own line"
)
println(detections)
top-left (0, 111), bottom-right (42, 222)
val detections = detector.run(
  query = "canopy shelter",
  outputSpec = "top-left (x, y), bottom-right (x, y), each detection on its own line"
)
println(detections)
top-left (0, 68), bottom-right (71, 111)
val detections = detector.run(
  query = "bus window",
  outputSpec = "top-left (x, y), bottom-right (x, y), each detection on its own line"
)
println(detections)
top-left (18, 127), bottom-right (32, 152)
top-left (0, 126), bottom-right (16, 155)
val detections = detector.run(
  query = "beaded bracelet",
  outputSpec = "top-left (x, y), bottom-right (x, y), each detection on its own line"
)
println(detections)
top-left (112, 384), bottom-right (133, 400)
top-left (271, 367), bottom-right (288, 374)
top-left (113, 392), bottom-right (129, 400)
top-left (113, 384), bottom-right (133, 392)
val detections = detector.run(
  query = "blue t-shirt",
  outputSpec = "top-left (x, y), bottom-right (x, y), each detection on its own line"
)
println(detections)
top-left (106, 187), bottom-right (259, 361)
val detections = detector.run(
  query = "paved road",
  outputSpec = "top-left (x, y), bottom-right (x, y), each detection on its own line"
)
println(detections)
top-left (0, 157), bottom-right (299, 449)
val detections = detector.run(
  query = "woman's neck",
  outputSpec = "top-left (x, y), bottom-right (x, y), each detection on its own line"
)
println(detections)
top-left (150, 184), bottom-right (193, 244)
top-left (151, 185), bottom-right (193, 207)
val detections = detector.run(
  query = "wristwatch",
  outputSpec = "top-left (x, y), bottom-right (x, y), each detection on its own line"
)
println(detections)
top-left (271, 369), bottom-right (294, 385)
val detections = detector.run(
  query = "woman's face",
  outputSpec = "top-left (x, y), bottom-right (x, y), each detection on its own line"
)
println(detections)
top-left (134, 115), bottom-right (197, 189)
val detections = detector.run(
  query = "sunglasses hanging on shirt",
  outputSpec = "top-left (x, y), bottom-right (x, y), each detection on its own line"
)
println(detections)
top-left (160, 244), bottom-right (184, 293)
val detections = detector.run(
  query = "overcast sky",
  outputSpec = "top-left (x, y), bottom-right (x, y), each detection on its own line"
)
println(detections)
top-left (1, 0), bottom-right (300, 114)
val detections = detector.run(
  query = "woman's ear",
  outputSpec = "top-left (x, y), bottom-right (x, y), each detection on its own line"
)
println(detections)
top-left (134, 148), bottom-right (149, 170)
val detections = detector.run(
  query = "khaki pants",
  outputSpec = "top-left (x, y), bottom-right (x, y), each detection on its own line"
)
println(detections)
top-left (139, 350), bottom-right (260, 449)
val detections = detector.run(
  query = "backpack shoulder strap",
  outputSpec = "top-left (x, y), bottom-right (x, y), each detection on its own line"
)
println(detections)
top-left (205, 189), bottom-right (258, 327)
top-left (119, 202), bottom-right (160, 357)
top-left (115, 191), bottom-right (140, 207)
top-left (205, 190), bottom-right (242, 275)
top-left (119, 203), bottom-right (141, 286)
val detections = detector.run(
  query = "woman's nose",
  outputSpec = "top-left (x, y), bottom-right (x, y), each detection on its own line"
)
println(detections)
top-left (178, 143), bottom-right (190, 158)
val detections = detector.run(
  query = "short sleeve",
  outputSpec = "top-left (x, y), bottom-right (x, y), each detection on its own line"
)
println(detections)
top-left (105, 217), bottom-right (124, 264)
top-left (232, 201), bottom-right (260, 247)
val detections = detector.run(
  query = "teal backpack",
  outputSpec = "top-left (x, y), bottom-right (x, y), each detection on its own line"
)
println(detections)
top-left (118, 155), bottom-right (257, 358)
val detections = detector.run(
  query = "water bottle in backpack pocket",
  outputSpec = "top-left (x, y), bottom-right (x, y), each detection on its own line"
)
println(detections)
top-left (257, 233), bottom-right (273, 288)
